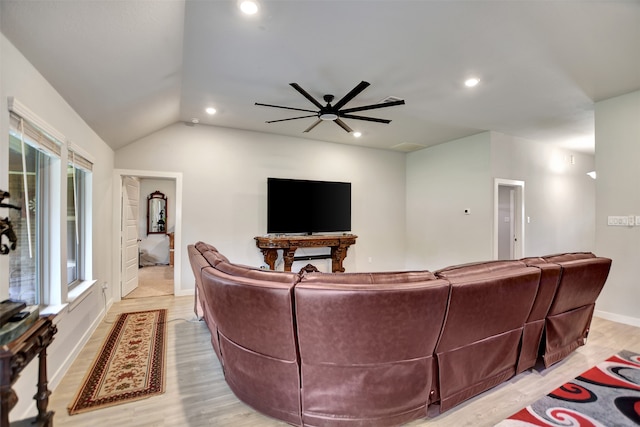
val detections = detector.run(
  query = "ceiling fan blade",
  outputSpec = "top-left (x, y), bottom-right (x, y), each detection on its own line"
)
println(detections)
top-left (333, 81), bottom-right (370, 110)
top-left (266, 114), bottom-right (318, 124)
top-left (290, 83), bottom-right (324, 109)
top-left (340, 99), bottom-right (405, 114)
top-left (339, 114), bottom-right (391, 124)
top-left (255, 102), bottom-right (317, 114)
top-left (303, 119), bottom-right (322, 133)
top-left (334, 118), bottom-right (353, 133)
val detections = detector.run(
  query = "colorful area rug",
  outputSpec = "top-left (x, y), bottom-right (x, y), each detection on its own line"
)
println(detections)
top-left (68, 309), bottom-right (167, 414)
top-left (496, 350), bottom-right (640, 426)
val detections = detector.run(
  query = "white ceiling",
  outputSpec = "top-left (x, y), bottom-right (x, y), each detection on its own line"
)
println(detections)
top-left (1, 1), bottom-right (639, 153)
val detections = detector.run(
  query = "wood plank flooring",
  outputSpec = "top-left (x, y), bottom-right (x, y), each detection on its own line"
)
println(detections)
top-left (48, 295), bottom-right (640, 426)
top-left (124, 265), bottom-right (174, 299)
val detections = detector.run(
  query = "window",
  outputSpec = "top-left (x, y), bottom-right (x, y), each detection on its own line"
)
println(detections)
top-left (8, 112), bottom-right (61, 306)
top-left (7, 99), bottom-right (93, 307)
top-left (67, 149), bottom-right (92, 289)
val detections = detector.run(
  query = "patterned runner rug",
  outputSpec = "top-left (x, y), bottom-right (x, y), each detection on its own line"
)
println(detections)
top-left (68, 309), bottom-right (167, 414)
top-left (496, 350), bottom-right (640, 426)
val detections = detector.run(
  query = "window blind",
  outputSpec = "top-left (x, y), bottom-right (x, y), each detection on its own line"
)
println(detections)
top-left (9, 111), bottom-right (62, 157)
top-left (69, 148), bottom-right (93, 172)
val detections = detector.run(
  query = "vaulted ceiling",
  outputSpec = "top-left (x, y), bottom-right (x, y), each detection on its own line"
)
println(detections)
top-left (1, 1), bottom-right (639, 153)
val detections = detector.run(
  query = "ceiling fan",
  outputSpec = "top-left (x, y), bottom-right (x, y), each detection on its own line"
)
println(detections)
top-left (255, 81), bottom-right (405, 133)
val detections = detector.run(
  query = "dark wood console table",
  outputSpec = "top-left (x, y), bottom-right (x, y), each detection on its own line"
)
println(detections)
top-left (0, 316), bottom-right (57, 427)
top-left (255, 234), bottom-right (357, 273)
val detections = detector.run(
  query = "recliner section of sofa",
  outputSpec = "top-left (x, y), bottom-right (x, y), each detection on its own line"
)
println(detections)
top-left (198, 250), bottom-right (303, 425)
top-left (434, 261), bottom-right (541, 411)
top-left (188, 242), bottom-right (611, 426)
top-left (536, 252), bottom-right (612, 367)
top-left (295, 272), bottom-right (450, 426)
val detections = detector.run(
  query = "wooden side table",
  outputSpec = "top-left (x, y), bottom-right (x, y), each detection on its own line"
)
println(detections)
top-left (0, 316), bottom-right (57, 427)
top-left (255, 234), bottom-right (357, 273)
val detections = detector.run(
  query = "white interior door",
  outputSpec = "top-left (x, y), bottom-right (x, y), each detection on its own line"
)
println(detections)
top-left (121, 176), bottom-right (140, 297)
top-left (494, 179), bottom-right (525, 260)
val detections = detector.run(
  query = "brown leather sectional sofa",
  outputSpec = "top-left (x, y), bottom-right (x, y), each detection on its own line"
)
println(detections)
top-left (188, 242), bottom-right (611, 426)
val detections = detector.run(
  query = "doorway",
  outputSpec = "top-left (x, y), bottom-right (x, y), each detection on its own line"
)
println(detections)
top-left (113, 169), bottom-right (183, 301)
top-left (493, 179), bottom-right (525, 260)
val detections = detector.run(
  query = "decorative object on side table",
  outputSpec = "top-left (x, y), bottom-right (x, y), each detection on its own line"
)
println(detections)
top-left (0, 190), bottom-right (21, 255)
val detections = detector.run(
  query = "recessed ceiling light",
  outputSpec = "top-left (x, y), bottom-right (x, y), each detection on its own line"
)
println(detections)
top-left (353, 131), bottom-right (362, 138)
top-left (206, 107), bottom-right (216, 115)
top-left (239, 0), bottom-right (259, 15)
top-left (191, 118), bottom-right (199, 124)
top-left (464, 77), bottom-right (480, 88)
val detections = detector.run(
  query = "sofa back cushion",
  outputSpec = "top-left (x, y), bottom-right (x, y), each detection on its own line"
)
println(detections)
top-left (436, 260), bottom-right (526, 278)
top-left (301, 270), bottom-right (437, 284)
top-left (294, 277), bottom-right (450, 425)
top-left (202, 250), bottom-right (229, 267)
top-left (187, 245), bottom-right (210, 318)
top-left (542, 252), bottom-right (596, 263)
top-left (215, 261), bottom-right (300, 284)
top-left (434, 264), bottom-right (541, 411)
top-left (435, 266), bottom-right (540, 351)
top-left (200, 266), bottom-right (298, 361)
top-left (543, 256), bottom-right (612, 315)
top-left (194, 241), bottom-right (218, 254)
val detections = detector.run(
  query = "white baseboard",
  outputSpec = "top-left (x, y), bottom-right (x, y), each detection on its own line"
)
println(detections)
top-left (49, 307), bottom-right (104, 390)
top-left (594, 309), bottom-right (640, 328)
top-left (175, 288), bottom-right (195, 297)
top-left (16, 305), bottom-right (106, 421)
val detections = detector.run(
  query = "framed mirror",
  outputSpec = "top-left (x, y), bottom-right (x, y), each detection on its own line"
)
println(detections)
top-left (147, 191), bottom-right (167, 235)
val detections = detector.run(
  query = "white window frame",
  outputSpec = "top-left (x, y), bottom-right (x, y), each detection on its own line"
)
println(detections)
top-left (7, 98), bottom-right (94, 308)
top-left (67, 144), bottom-right (93, 291)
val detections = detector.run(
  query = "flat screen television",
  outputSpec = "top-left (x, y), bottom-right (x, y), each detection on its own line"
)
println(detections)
top-left (267, 178), bottom-right (351, 234)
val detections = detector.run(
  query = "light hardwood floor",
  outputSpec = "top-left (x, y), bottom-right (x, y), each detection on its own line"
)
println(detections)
top-left (48, 295), bottom-right (640, 426)
top-left (123, 265), bottom-right (174, 299)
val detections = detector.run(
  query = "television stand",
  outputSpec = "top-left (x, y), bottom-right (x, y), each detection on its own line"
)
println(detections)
top-left (254, 234), bottom-right (357, 273)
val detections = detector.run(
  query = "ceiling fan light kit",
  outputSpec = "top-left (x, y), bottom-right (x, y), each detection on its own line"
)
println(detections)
top-left (255, 81), bottom-right (405, 134)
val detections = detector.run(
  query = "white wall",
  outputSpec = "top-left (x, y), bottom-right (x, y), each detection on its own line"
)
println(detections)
top-left (406, 132), bottom-right (493, 270)
top-left (115, 123), bottom-right (407, 292)
top-left (406, 131), bottom-right (596, 271)
top-left (138, 178), bottom-right (176, 265)
top-left (594, 90), bottom-right (640, 325)
top-left (491, 132), bottom-right (596, 256)
top-left (0, 34), bottom-right (114, 420)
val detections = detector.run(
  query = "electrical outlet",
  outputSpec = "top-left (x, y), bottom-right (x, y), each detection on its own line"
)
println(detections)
top-left (608, 216), bottom-right (629, 226)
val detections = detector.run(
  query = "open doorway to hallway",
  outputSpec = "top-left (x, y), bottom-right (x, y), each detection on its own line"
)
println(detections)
top-left (125, 177), bottom-right (176, 298)
top-left (114, 169), bottom-right (182, 302)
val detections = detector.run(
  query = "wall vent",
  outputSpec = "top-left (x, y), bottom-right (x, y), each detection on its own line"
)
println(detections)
top-left (379, 95), bottom-right (404, 104)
